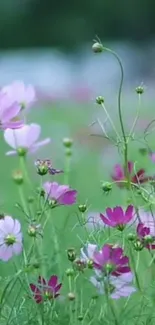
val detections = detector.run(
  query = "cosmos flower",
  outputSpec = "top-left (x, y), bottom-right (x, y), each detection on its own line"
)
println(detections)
top-left (35, 159), bottom-right (63, 176)
top-left (0, 92), bottom-right (22, 129)
top-left (0, 216), bottom-right (22, 261)
top-left (100, 205), bottom-right (134, 230)
top-left (90, 272), bottom-right (136, 299)
top-left (136, 209), bottom-right (155, 236)
top-left (2, 81), bottom-right (36, 109)
top-left (43, 181), bottom-right (77, 206)
top-left (80, 243), bottom-right (97, 264)
top-left (93, 244), bottom-right (130, 276)
top-left (112, 161), bottom-right (151, 187)
top-left (4, 123), bottom-right (50, 156)
top-left (30, 275), bottom-right (62, 303)
top-left (136, 223), bottom-right (155, 250)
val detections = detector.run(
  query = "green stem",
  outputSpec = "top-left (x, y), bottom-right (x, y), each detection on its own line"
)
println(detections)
top-left (64, 152), bottom-right (71, 185)
top-left (19, 156), bottom-right (32, 188)
top-left (101, 103), bottom-right (121, 141)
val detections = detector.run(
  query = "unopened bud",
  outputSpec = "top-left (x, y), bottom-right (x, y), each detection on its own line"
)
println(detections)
top-left (68, 292), bottom-right (75, 301)
top-left (77, 315), bottom-right (83, 321)
top-left (92, 42), bottom-right (104, 53)
top-left (66, 268), bottom-right (74, 277)
top-left (101, 182), bottom-right (112, 193)
top-left (78, 204), bottom-right (87, 213)
top-left (87, 259), bottom-right (93, 269)
top-left (96, 96), bottom-right (104, 105)
top-left (135, 86), bottom-right (144, 95)
top-left (133, 240), bottom-right (143, 251)
top-left (37, 187), bottom-right (45, 197)
top-left (63, 138), bottom-right (73, 148)
top-left (73, 258), bottom-right (86, 272)
top-left (28, 225), bottom-right (37, 237)
top-left (12, 170), bottom-right (24, 185)
top-left (144, 235), bottom-right (154, 244)
top-left (67, 248), bottom-right (76, 262)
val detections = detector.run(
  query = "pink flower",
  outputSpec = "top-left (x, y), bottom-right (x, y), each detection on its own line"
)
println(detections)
top-left (100, 205), bottom-right (134, 230)
top-left (0, 92), bottom-right (22, 129)
top-left (137, 209), bottom-right (155, 236)
top-left (2, 81), bottom-right (36, 109)
top-left (0, 216), bottom-right (22, 261)
top-left (93, 244), bottom-right (130, 276)
top-left (30, 275), bottom-right (62, 303)
top-left (112, 161), bottom-right (151, 187)
top-left (4, 123), bottom-right (50, 156)
top-left (136, 223), bottom-right (155, 250)
top-left (90, 272), bottom-right (136, 299)
top-left (43, 182), bottom-right (77, 206)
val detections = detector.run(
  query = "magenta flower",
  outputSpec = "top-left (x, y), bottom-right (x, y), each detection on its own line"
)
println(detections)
top-left (43, 181), bottom-right (77, 206)
top-left (0, 92), bottom-right (22, 129)
top-left (100, 205), bottom-right (133, 230)
top-left (90, 272), bottom-right (136, 299)
top-left (0, 216), bottom-right (22, 261)
top-left (136, 209), bottom-right (155, 236)
top-left (112, 161), bottom-right (151, 187)
top-left (93, 244), bottom-right (130, 276)
top-left (2, 81), bottom-right (36, 109)
top-left (4, 123), bottom-right (50, 156)
top-left (136, 223), bottom-right (155, 250)
top-left (30, 275), bottom-right (62, 303)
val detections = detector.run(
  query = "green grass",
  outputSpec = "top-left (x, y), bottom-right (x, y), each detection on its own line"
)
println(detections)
top-left (1, 100), bottom-right (155, 324)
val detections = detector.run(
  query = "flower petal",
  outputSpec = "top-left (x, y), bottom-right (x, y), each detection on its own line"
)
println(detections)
top-left (48, 275), bottom-right (58, 289)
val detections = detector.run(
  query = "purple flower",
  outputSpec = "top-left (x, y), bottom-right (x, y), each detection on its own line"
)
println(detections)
top-left (136, 223), bottom-right (155, 250)
top-left (0, 92), bottom-right (22, 129)
top-left (2, 81), bottom-right (36, 109)
top-left (136, 209), bottom-right (155, 236)
top-left (30, 275), bottom-right (62, 303)
top-left (93, 244), bottom-right (130, 276)
top-left (100, 205), bottom-right (134, 230)
top-left (90, 272), bottom-right (136, 299)
top-left (0, 216), bottom-right (22, 261)
top-left (112, 161), bottom-right (151, 187)
top-left (43, 181), bottom-right (77, 205)
top-left (4, 123), bottom-right (51, 156)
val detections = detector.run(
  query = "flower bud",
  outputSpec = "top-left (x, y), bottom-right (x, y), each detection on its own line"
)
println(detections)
top-left (12, 170), bottom-right (24, 185)
top-left (28, 225), bottom-right (37, 237)
top-left (78, 204), bottom-right (87, 213)
top-left (77, 315), bottom-right (83, 321)
top-left (96, 96), bottom-right (104, 105)
top-left (36, 187), bottom-right (45, 197)
top-left (63, 138), bottom-right (73, 148)
top-left (68, 292), bottom-right (75, 301)
top-left (92, 42), bottom-right (104, 53)
top-left (144, 235), bottom-right (154, 244)
top-left (67, 248), bottom-right (76, 262)
top-left (101, 182), bottom-right (112, 193)
top-left (135, 86), bottom-right (144, 95)
top-left (133, 240), bottom-right (143, 251)
top-left (87, 259), bottom-right (93, 269)
top-left (66, 268), bottom-right (74, 277)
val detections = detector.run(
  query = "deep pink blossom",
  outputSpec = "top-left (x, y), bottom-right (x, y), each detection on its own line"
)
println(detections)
top-left (100, 205), bottom-right (133, 230)
top-left (137, 223), bottom-right (155, 250)
top-left (112, 161), bottom-right (151, 187)
top-left (0, 216), bottom-right (22, 261)
top-left (30, 275), bottom-right (62, 303)
top-left (0, 92), bottom-right (22, 129)
top-left (2, 81), bottom-right (36, 108)
top-left (4, 123), bottom-right (50, 156)
top-left (93, 244), bottom-right (130, 276)
top-left (43, 182), bottom-right (77, 206)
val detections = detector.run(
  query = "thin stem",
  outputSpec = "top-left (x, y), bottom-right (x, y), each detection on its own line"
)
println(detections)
top-left (101, 103), bottom-right (121, 141)
top-left (64, 152), bottom-right (71, 185)
top-left (19, 156), bottom-right (32, 188)
top-left (129, 94), bottom-right (141, 138)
